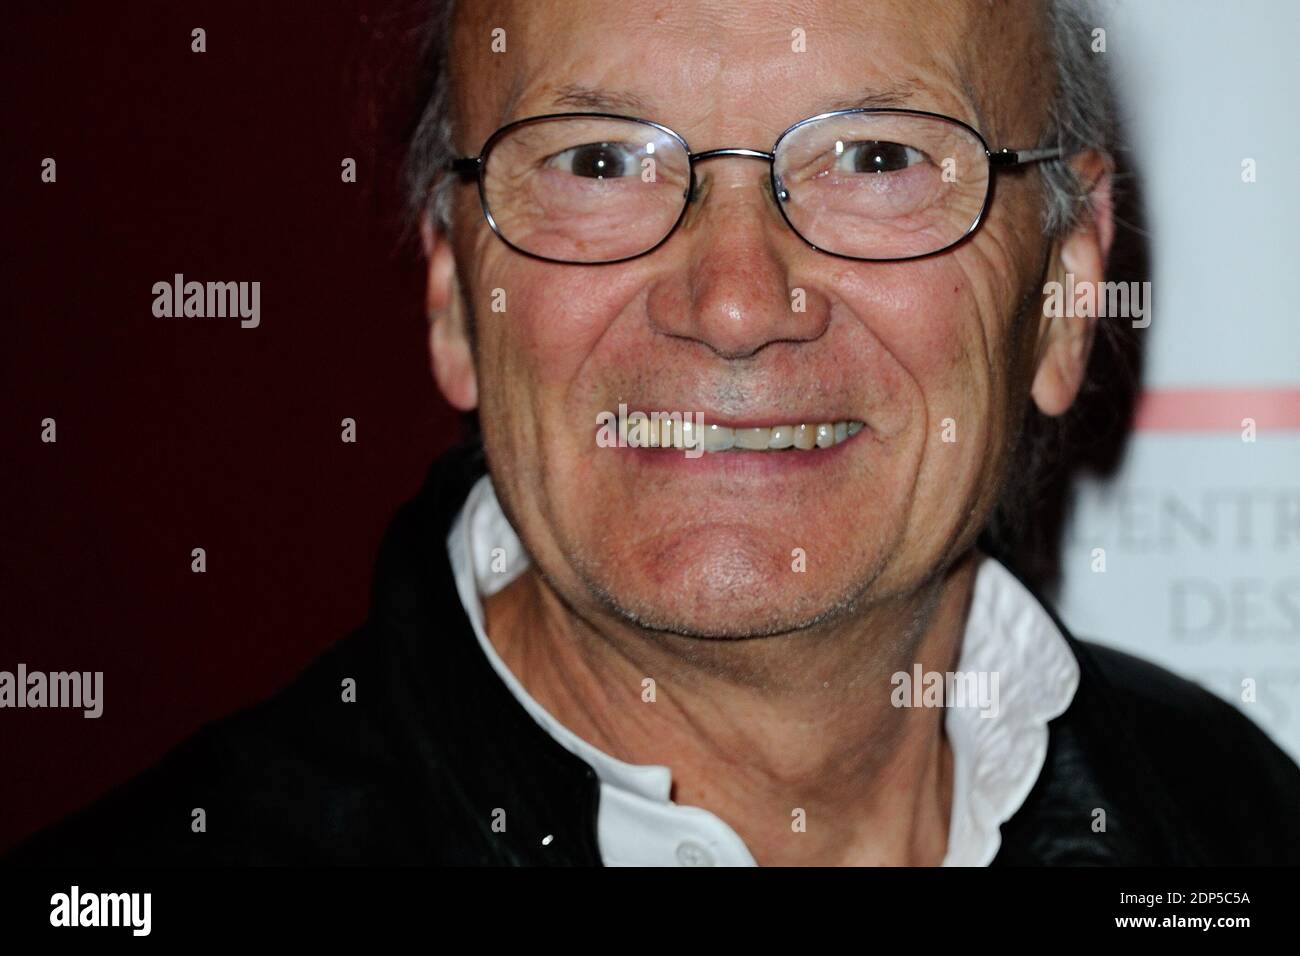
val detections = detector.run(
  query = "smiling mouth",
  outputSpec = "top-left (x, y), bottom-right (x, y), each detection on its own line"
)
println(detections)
top-left (648, 419), bottom-right (864, 452)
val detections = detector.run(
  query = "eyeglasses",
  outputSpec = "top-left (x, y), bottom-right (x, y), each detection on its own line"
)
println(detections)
top-left (447, 108), bottom-right (1063, 265)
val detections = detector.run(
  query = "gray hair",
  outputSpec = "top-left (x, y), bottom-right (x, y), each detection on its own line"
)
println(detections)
top-left (404, 0), bottom-right (459, 234)
top-left (1041, 0), bottom-right (1115, 235)
top-left (403, 0), bottom-right (1115, 241)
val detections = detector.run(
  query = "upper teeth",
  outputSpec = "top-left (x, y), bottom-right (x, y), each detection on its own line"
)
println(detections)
top-left (701, 420), bottom-right (863, 452)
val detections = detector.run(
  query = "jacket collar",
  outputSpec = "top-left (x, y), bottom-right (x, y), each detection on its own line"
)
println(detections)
top-left (367, 442), bottom-right (601, 864)
top-left (993, 572), bottom-right (1208, 865)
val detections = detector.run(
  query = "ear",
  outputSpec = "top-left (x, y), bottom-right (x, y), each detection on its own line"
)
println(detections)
top-left (422, 212), bottom-right (478, 411)
top-left (1031, 151), bottom-right (1115, 417)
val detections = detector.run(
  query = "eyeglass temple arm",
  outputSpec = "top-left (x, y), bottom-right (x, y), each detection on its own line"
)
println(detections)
top-left (449, 157), bottom-right (481, 181)
top-left (989, 146), bottom-right (1064, 168)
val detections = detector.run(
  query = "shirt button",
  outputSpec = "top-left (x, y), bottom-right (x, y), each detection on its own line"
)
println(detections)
top-left (675, 841), bottom-right (716, 867)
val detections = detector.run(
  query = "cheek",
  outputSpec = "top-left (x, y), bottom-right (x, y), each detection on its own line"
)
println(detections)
top-left (474, 259), bottom-right (612, 409)
top-left (833, 259), bottom-right (990, 426)
top-left (883, 273), bottom-right (996, 502)
top-left (472, 256), bottom-right (652, 486)
top-left (830, 257), bottom-right (1009, 561)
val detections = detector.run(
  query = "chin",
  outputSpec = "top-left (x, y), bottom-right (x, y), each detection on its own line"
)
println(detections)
top-left (581, 530), bottom-right (862, 639)
top-left (596, 585), bottom-right (854, 640)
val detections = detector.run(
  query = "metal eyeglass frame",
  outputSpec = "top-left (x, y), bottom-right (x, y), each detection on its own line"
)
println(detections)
top-left (447, 107), bottom-right (1065, 265)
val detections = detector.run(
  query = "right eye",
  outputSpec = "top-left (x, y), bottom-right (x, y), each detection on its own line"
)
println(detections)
top-left (547, 141), bottom-right (639, 179)
top-left (832, 140), bottom-right (927, 175)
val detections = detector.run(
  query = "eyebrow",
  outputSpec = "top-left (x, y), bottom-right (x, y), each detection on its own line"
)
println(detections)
top-left (827, 82), bottom-right (986, 132)
top-left (548, 82), bottom-right (915, 114)
top-left (820, 83), bottom-right (924, 112)
top-left (540, 81), bottom-right (976, 129)
top-left (548, 84), bottom-right (655, 114)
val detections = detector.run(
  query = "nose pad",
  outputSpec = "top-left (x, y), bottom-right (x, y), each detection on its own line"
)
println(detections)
top-left (686, 170), bottom-right (704, 208)
top-left (773, 172), bottom-right (789, 205)
top-left (680, 173), bottom-right (712, 231)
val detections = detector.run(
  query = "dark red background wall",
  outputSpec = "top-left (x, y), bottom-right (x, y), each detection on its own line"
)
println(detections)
top-left (0, 1), bottom-right (459, 851)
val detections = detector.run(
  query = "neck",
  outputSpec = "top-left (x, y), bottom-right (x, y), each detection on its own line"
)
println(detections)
top-left (482, 551), bottom-right (980, 866)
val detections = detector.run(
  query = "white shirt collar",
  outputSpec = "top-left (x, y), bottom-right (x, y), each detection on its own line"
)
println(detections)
top-left (447, 474), bottom-right (1079, 866)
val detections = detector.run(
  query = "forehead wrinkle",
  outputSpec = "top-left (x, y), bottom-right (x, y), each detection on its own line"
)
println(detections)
top-left (449, 0), bottom-right (523, 152)
top-left (454, 0), bottom-right (1043, 155)
top-left (496, 72), bottom-right (525, 131)
top-left (952, 0), bottom-right (1054, 145)
top-left (958, 71), bottom-right (990, 138)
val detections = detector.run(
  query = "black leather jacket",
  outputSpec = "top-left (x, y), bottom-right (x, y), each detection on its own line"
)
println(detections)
top-left (9, 444), bottom-right (1300, 865)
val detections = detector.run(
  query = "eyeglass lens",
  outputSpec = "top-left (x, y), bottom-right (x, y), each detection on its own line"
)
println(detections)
top-left (480, 112), bottom-right (990, 263)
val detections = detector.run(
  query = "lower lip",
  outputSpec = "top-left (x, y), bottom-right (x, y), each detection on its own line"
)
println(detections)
top-left (616, 429), bottom-right (866, 478)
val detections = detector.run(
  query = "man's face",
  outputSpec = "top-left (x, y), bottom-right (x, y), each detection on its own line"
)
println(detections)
top-left (430, 0), bottom-right (1092, 638)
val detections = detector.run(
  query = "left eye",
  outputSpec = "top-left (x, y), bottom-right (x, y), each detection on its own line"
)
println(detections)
top-left (834, 140), bottom-right (926, 174)
top-left (548, 141), bottom-right (640, 179)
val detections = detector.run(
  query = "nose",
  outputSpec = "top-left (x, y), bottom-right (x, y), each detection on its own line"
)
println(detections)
top-left (648, 158), bottom-right (831, 360)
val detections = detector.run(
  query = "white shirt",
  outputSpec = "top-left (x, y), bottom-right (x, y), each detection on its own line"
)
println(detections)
top-left (447, 475), bottom-right (1080, 866)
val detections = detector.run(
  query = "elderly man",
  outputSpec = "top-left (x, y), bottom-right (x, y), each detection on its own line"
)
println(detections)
top-left (11, 0), bottom-right (1300, 867)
